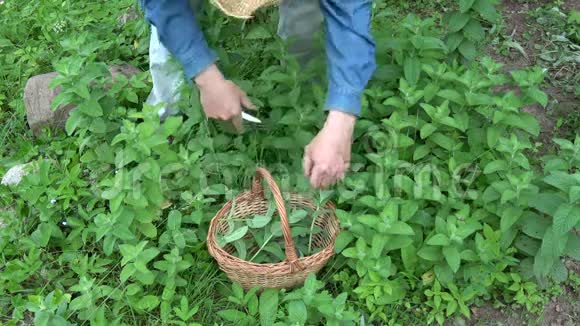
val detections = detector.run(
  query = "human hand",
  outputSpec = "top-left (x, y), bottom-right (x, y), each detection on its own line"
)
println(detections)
top-left (195, 64), bottom-right (255, 132)
top-left (303, 111), bottom-right (356, 189)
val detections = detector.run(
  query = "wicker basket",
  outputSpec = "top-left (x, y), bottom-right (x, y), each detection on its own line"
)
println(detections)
top-left (210, 0), bottom-right (281, 19)
top-left (207, 167), bottom-right (340, 290)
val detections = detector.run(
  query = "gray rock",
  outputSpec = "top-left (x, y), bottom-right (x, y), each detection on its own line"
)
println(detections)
top-left (24, 72), bottom-right (73, 134)
top-left (118, 6), bottom-right (140, 27)
top-left (1, 162), bottom-right (34, 186)
top-left (24, 64), bottom-right (141, 135)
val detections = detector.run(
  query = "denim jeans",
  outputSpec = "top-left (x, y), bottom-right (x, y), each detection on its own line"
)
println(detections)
top-left (147, 0), bottom-right (323, 119)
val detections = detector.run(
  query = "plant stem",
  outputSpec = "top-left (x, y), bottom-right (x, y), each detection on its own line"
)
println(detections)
top-left (308, 207), bottom-right (322, 255)
top-left (249, 233), bottom-right (274, 262)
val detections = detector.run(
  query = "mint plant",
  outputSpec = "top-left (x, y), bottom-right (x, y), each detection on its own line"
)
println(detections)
top-left (217, 203), bottom-right (326, 263)
top-left (444, 0), bottom-right (500, 61)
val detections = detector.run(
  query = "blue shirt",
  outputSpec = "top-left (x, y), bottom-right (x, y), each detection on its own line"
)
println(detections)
top-left (140, 0), bottom-right (376, 116)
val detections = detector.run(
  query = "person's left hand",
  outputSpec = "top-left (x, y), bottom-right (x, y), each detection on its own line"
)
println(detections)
top-left (304, 111), bottom-right (356, 188)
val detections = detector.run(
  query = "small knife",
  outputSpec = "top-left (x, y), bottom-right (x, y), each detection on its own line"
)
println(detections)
top-left (242, 112), bottom-right (262, 123)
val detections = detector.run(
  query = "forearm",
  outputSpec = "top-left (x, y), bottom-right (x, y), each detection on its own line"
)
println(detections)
top-left (141, 0), bottom-right (217, 79)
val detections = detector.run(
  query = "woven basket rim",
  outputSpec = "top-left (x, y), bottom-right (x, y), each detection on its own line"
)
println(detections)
top-left (210, 0), bottom-right (281, 19)
top-left (207, 190), bottom-right (339, 270)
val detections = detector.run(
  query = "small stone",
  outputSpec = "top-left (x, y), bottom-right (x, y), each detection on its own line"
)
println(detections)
top-left (555, 304), bottom-right (562, 312)
top-left (1, 163), bottom-right (33, 186)
top-left (117, 6), bottom-right (139, 27)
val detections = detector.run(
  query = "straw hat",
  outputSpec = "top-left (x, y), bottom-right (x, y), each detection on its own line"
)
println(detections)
top-left (211, 0), bottom-right (281, 19)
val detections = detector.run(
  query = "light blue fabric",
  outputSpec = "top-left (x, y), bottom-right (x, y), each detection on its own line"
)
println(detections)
top-left (141, 0), bottom-right (375, 117)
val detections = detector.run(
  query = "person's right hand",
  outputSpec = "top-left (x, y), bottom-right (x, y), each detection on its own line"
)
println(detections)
top-left (195, 64), bottom-right (255, 132)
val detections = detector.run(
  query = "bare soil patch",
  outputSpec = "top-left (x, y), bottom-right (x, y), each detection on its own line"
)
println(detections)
top-left (486, 0), bottom-right (579, 155)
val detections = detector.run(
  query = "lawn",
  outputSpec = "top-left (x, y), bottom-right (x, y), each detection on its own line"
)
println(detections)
top-left (0, 0), bottom-right (578, 325)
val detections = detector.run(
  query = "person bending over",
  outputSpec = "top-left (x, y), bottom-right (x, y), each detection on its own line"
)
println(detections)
top-left (140, 0), bottom-right (376, 188)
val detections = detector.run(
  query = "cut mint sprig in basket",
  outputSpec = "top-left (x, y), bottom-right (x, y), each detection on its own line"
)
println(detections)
top-left (216, 201), bottom-right (328, 264)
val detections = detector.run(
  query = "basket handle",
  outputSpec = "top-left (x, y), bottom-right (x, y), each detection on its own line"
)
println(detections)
top-left (251, 167), bottom-right (304, 272)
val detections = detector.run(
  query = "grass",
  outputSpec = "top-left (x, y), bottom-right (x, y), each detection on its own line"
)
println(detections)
top-left (381, 0), bottom-right (457, 16)
top-left (166, 250), bottom-right (234, 325)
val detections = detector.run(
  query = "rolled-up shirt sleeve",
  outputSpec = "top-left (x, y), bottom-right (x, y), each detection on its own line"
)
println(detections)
top-left (321, 0), bottom-right (376, 116)
top-left (141, 0), bottom-right (217, 80)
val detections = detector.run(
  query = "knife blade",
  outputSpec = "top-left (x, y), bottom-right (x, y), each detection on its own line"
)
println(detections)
top-left (242, 112), bottom-right (262, 124)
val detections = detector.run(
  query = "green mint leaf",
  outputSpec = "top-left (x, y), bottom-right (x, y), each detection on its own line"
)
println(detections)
top-left (404, 56), bottom-right (421, 85)
top-left (463, 20), bottom-right (485, 41)
top-left (553, 204), bottom-right (579, 235)
top-left (448, 12), bottom-right (471, 32)
top-left (443, 246), bottom-right (461, 273)
top-left (500, 207), bottom-right (523, 232)
top-left (483, 160), bottom-right (508, 174)
top-left (473, 0), bottom-right (499, 22)
top-left (426, 234), bottom-right (451, 246)
top-left (259, 289), bottom-right (279, 326)
top-left (223, 226), bottom-right (249, 244)
top-left (248, 214), bottom-right (272, 228)
top-left (459, 0), bottom-right (476, 13)
top-left (288, 300), bottom-right (307, 324)
top-left (458, 39), bottom-right (476, 61)
top-left (218, 309), bottom-right (248, 322)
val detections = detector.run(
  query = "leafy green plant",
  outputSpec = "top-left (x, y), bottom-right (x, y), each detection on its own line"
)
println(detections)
top-left (217, 200), bottom-right (330, 264)
top-left (24, 290), bottom-right (71, 326)
top-left (172, 296), bottom-right (202, 325)
top-left (504, 273), bottom-right (545, 313)
top-left (219, 274), bottom-right (359, 326)
top-left (528, 136), bottom-right (580, 282)
top-left (333, 10), bottom-right (577, 323)
top-left (444, 0), bottom-right (500, 61)
top-left (529, 6), bottom-right (579, 95)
